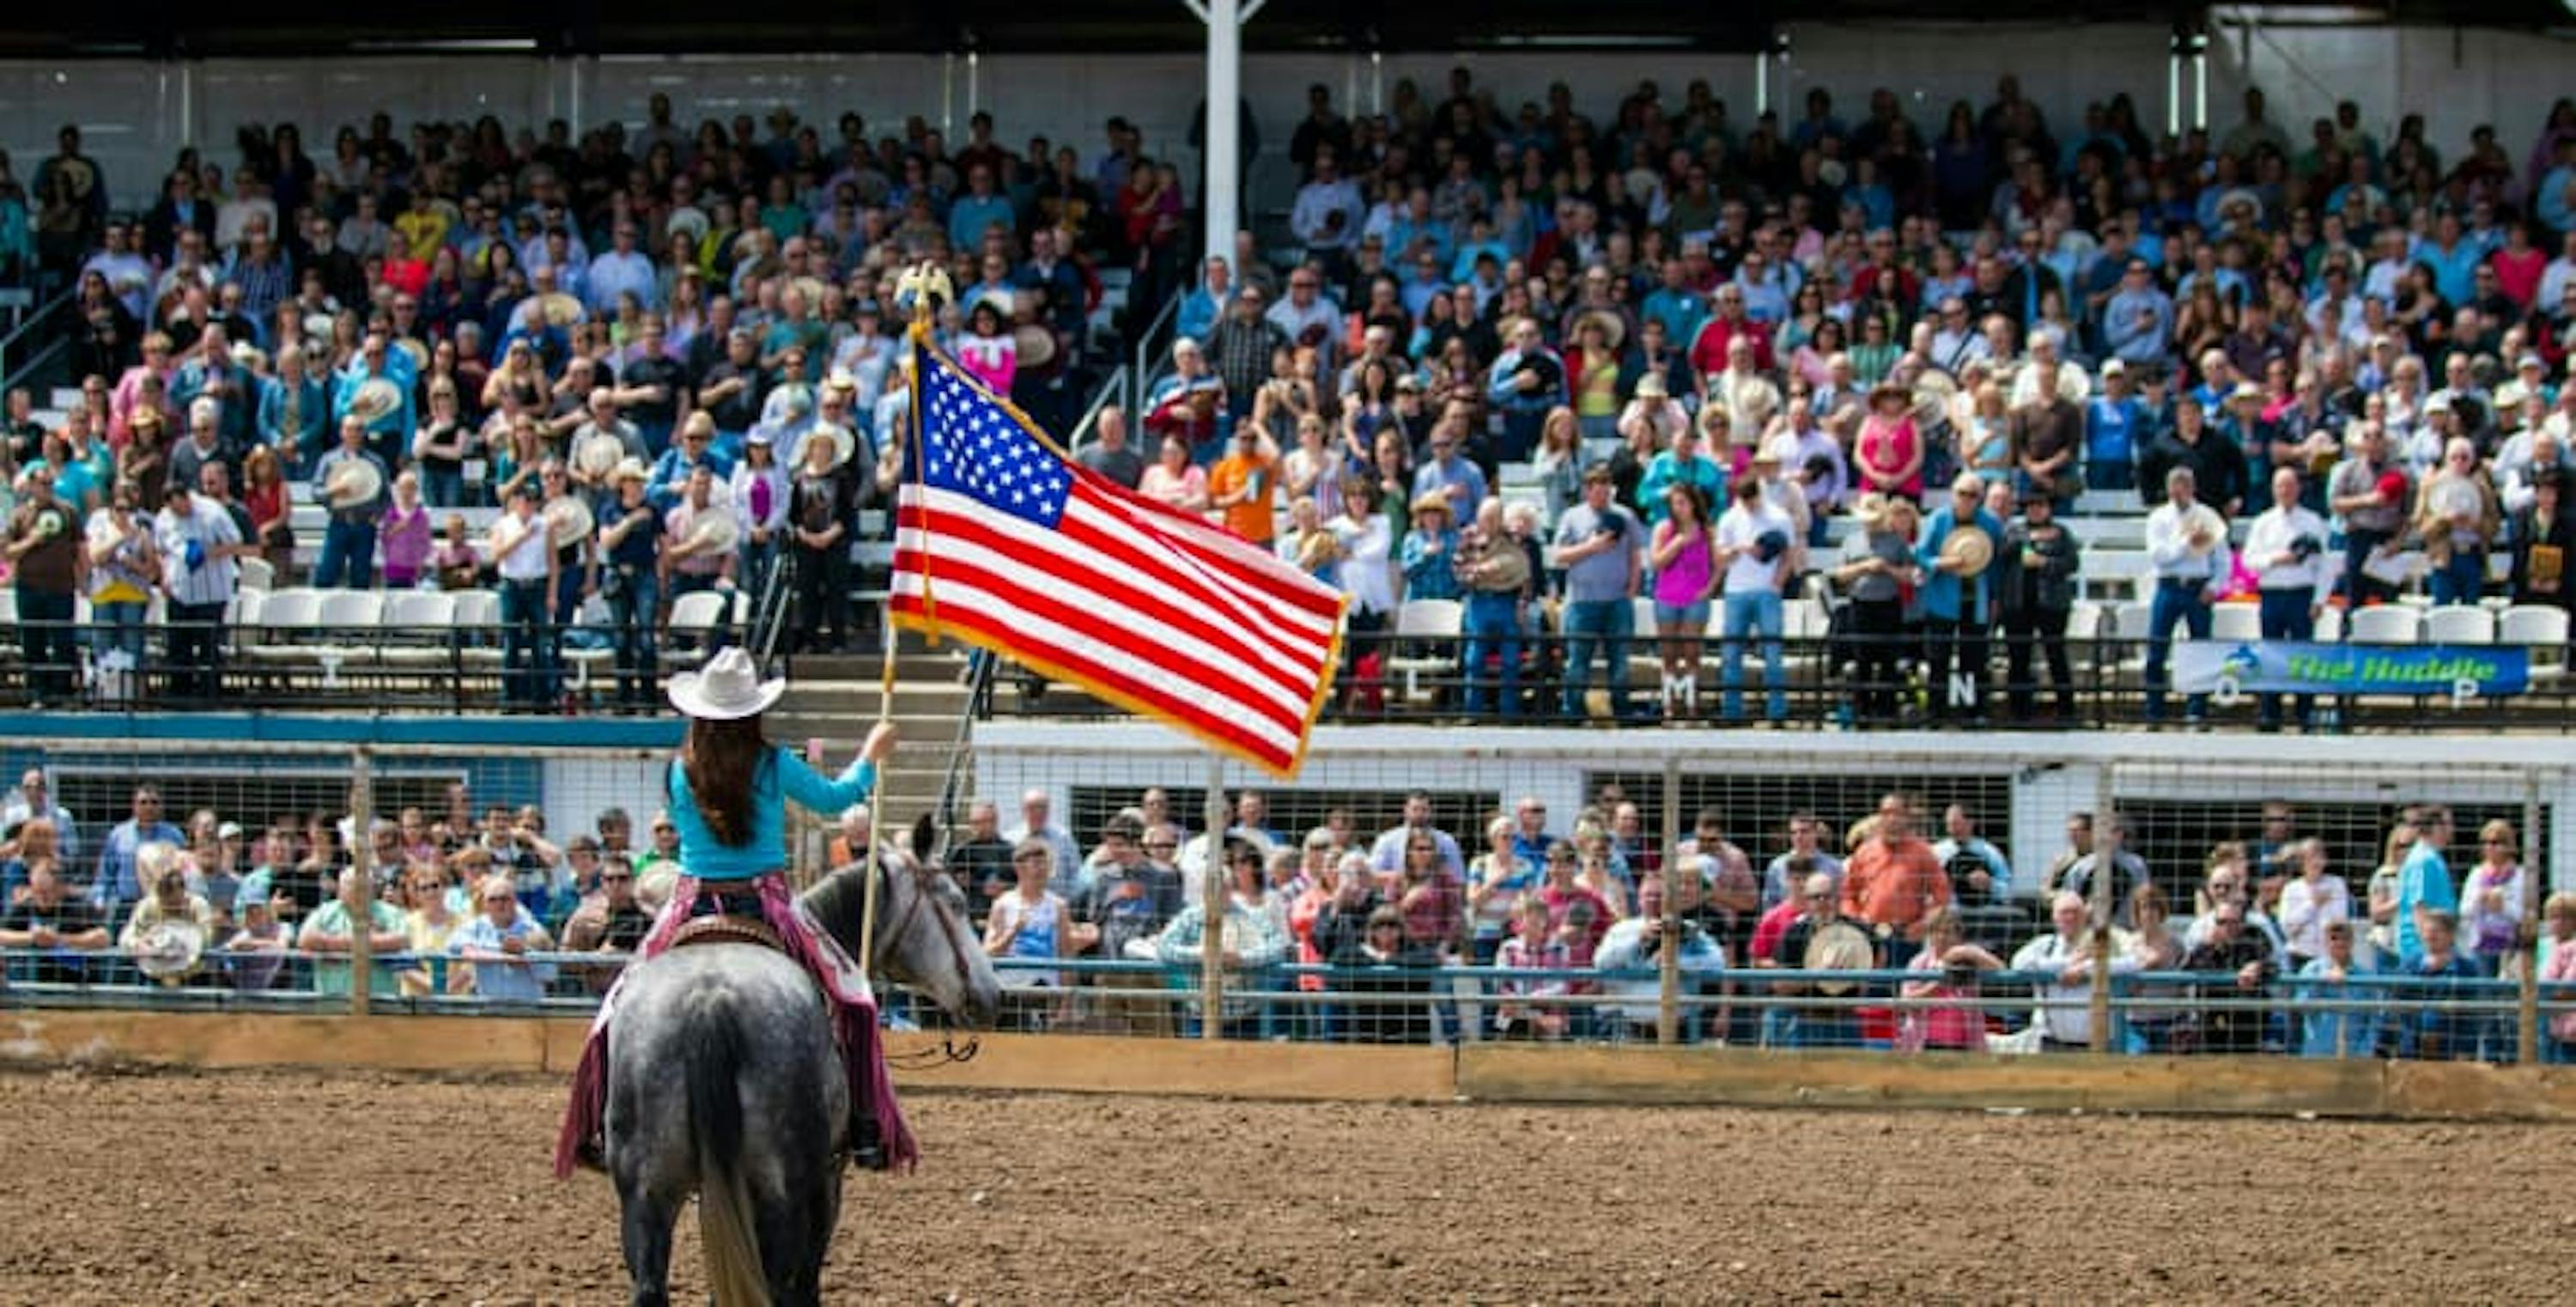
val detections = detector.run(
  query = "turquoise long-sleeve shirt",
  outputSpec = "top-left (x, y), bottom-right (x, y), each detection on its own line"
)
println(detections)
top-left (666, 747), bottom-right (877, 882)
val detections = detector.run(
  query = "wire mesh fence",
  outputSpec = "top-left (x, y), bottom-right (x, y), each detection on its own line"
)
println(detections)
top-left (3, 729), bottom-right (2572, 1065)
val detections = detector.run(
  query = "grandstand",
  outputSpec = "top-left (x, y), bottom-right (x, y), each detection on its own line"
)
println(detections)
top-left (0, 0), bottom-right (2570, 1128)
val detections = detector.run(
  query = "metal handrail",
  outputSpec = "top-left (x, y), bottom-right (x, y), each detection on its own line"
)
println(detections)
top-left (746, 548), bottom-right (799, 673)
top-left (1127, 286), bottom-right (1183, 414)
top-left (0, 281), bottom-right (76, 357)
top-left (0, 281), bottom-right (80, 395)
top-left (1066, 363), bottom-right (1130, 448)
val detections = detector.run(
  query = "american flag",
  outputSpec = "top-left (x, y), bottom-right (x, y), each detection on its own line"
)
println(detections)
top-left (890, 346), bottom-right (1346, 777)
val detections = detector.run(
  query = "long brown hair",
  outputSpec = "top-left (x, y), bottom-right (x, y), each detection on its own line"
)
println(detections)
top-left (682, 716), bottom-right (769, 848)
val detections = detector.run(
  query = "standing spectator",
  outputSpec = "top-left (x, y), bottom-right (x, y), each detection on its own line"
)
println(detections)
top-left (2181, 899), bottom-right (2278, 1054)
top-left (3, 465), bottom-right (82, 706)
top-left (598, 462), bottom-right (662, 709)
top-left (2393, 806), bottom-right (2458, 970)
top-left (449, 873), bottom-right (558, 1002)
top-left (2412, 435), bottom-right (2500, 606)
top-left (2010, 891), bottom-right (2129, 1051)
top-left (788, 429), bottom-right (857, 654)
top-left (1897, 907), bottom-right (2006, 1053)
top-left (1548, 466), bottom-right (1643, 719)
top-left (2507, 469), bottom-right (2567, 608)
top-left (982, 840), bottom-right (1071, 1030)
top-left (1995, 487), bottom-right (2081, 722)
top-left (1592, 875), bottom-right (1726, 1043)
top-left (2327, 422), bottom-right (2409, 609)
top-left (82, 481), bottom-right (159, 703)
top-left (0, 861), bottom-right (112, 983)
top-left (2244, 465), bottom-right (2332, 731)
top-left (2277, 841), bottom-right (2351, 970)
top-left (2142, 466), bottom-right (2228, 726)
top-left (1458, 497), bottom-right (1529, 718)
top-left (1840, 794), bottom-right (1952, 964)
top-left (94, 787), bottom-right (186, 914)
top-left (2, 771), bottom-right (78, 860)
top-left (311, 415), bottom-right (390, 589)
top-left (1646, 483), bottom-right (1717, 716)
top-left (2396, 909), bottom-right (2486, 1061)
top-left (1485, 317), bottom-right (1565, 464)
top-left (2293, 921), bottom-right (2379, 1060)
top-left (2458, 820), bottom-right (2528, 975)
top-left (1918, 472), bottom-right (2007, 723)
top-left (1712, 475), bottom-right (1795, 722)
top-left (153, 480), bottom-right (245, 702)
top-left (1207, 424), bottom-right (1280, 546)
top-left (488, 483), bottom-right (558, 710)
top-left (1851, 384), bottom-right (1923, 501)
top-left (298, 866), bottom-right (410, 999)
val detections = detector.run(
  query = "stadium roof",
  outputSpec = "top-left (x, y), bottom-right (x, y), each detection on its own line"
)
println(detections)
top-left (5, 1), bottom-right (2573, 58)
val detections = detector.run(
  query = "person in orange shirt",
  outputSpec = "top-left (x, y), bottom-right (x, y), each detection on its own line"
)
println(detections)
top-left (1840, 793), bottom-right (1952, 964)
top-left (1207, 423), bottom-right (1281, 544)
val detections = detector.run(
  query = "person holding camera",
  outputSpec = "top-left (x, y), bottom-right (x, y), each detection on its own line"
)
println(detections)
top-left (1593, 872), bottom-right (1726, 1042)
top-left (2244, 465), bottom-right (2332, 732)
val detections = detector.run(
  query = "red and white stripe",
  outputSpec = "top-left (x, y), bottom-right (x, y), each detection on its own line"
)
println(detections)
top-left (890, 475), bottom-right (1346, 776)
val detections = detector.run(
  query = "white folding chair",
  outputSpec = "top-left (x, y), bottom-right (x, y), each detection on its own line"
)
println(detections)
top-left (2422, 605), bottom-right (2494, 646)
top-left (2345, 605), bottom-right (2422, 646)
top-left (1383, 598), bottom-right (1464, 703)
top-left (2500, 605), bottom-right (2570, 683)
top-left (2211, 603), bottom-right (2262, 643)
top-left (378, 591), bottom-right (459, 666)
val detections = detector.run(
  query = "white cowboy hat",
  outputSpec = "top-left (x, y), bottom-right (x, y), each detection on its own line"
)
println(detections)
top-left (571, 430), bottom-right (625, 479)
top-left (543, 495), bottom-right (596, 550)
top-left (685, 506), bottom-right (741, 553)
top-left (538, 292), bottom-right (586, 326)
top-left (800, 422), bottom-right (856, 471)
top-left (132, 918), bottom-right (207, 982)
top-left (345, 377), bottom-right (404, 425)
top-left (1012, 322), bottom-right (1060, 368)
top-left (322, 457), bottom-right (383, 508)
top-left (1938, 523), bottom-right (1996, 577)
top-left (668, 646), bottom-right (785, 720)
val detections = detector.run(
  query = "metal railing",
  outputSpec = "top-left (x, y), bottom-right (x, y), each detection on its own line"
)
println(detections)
top-left (974, 628), bottom-right (2576, 735)
top-left (0, 281), bottom-right (78, 397)
top-left (1127, 287), bottom-right (1184, 415)
top-left (7, 946), bottom-right (2567, 1062)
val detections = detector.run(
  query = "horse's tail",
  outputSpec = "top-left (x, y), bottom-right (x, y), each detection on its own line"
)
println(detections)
top-left (687, 1012), bottom-right (770, 1307)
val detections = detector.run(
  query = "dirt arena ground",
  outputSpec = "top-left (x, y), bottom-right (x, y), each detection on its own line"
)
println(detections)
top-left (0, 1067), bottom-right (2563, 1304)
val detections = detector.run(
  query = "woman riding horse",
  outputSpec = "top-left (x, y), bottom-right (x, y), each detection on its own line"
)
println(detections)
top-left (557, 645), bottom-right (911, 1174)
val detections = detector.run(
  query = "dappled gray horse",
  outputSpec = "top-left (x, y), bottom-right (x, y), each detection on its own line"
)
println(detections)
top-left (607, 856), bottom-right (998, 1307)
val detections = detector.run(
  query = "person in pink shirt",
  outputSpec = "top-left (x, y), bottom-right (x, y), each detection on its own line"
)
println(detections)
top-left (377, 471), bottom-right (434, 587)
top-left (1898, 906), bottom-right (2005, 1052)
top-left (954, 297), bottom-right (1018, 395)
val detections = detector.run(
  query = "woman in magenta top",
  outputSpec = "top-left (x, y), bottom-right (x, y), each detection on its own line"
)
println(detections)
top-left (1648, 482), bottom-right (1717, 716)
top-left (954, 297), bottom-right (1018, 395)
top-left (1855, 382), bottom-right (1924, 500)
top-left (378, 470), bottom-right (434, 587)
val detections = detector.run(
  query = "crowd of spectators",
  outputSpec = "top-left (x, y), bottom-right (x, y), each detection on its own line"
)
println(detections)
top-left (9, 763), bottom-right (2552, 1061)
top-left (3, 73), bottom-right (2573, 721)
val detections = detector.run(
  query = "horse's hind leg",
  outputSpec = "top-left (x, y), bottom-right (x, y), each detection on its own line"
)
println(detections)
top-left (616, 1180), bottom-right (681, 1307)
top-left (752, 1161), bottom-right (839, 1307)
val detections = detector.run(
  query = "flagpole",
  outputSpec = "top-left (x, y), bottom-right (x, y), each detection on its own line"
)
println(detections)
top-left (858, 260), bottom-right (953, 981)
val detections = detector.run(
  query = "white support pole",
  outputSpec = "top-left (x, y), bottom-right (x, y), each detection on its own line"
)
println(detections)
top-left (1754, 51), bottom-right (1769, 118)
top-left (967, 51), bottom-right (981, 121)
top-left (1200, 0), bottom-right (1245, 273)
top-left (2167, 44), bottom-right (2182, 137)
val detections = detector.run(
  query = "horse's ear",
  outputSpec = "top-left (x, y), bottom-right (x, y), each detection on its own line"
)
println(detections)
top-left (909, 813), bottom-right (939, 866)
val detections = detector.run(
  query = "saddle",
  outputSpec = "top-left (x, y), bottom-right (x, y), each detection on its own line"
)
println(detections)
top-left (668, 912), bottom-right (787, 955)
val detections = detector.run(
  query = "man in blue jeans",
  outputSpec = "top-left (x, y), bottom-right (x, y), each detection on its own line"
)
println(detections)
top-left (1457, 497), bottom-right (1529, 717)
top-left (1713, 474), bottom-right (1796, 721)
top-left (311, 415), bottom-right (388, 588)
top-left (1546, 466), bottom-right (1643, 719)
top-left (489, 483), bottom-right (559, 710)
top-left (2142, 465), bottom-right (2228, 724)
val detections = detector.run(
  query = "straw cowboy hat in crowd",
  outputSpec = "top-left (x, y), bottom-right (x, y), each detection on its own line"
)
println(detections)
top-left (669, 646), bottom-right (786, 720)
top-left (544, 495), bottom-right (596, 550)
top-left (345, 377), bottom-right (404, 425)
